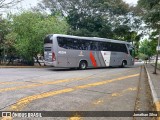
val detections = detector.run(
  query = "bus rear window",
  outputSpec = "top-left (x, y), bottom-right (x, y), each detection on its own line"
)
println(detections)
top-left (44, 47), bottom-right (51, 51)
top-left (44, 35), bottom-right (53, 44)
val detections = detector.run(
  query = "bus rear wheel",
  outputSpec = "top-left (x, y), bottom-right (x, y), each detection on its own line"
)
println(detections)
top-left (121, 60), bottom-right (126, 68)
top-left (79, 61), bottom-right (87, 70)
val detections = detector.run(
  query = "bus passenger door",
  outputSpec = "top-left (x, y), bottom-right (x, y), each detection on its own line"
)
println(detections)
top-left (98, 42), bottom-right (111, 67)
top-left (100, 51), bottom-right (111, 67)
top-left (110, 52), bottom-right (119, 66)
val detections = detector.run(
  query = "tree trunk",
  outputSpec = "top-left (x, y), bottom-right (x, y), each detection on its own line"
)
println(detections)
top-left (153, 33), bottom-right (160, 74)
top-left (7, 56), bottom-right (14, 65)
top-left (35, 56), bottom-right (41, 66)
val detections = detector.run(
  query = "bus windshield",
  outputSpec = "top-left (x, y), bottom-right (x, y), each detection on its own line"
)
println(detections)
top-left (127, 44), bottom-right (135, 57)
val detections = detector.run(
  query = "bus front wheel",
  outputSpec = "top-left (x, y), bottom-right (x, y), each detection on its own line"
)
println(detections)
top-left (79, 61), bottom-right (87, 70)
top-left (121, 60), bottom-right (127, 68)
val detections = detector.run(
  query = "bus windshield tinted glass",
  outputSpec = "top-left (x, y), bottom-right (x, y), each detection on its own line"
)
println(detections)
top-left (127, 44), bottom-right (134, 57)
top-left (129, 48), bottom-right (135, 57)
top-left (44, 35), bottom-right (53, 44)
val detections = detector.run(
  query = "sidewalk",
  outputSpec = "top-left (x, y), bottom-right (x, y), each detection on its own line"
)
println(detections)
top-left (145, 64), bottom-right (160, 113)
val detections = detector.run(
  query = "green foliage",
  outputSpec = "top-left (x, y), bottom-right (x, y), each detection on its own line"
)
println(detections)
top-left (11, 11), bottom-right (68, 64)
top-left (113, 25), bottom-right (131, 40)
top-left (39, 0), bottom-right (142, 46)
top-left (137, 0), bottom-right (159, 61)
top-left (64, 0), bottom-right (130, 39)
top-left (138, 0), bottom-right (160, 30)
top-left (0, 17), bottom-right (13, 62)
top-left (4, 32), bottom-right (17, 57)
top-left (138, 53), bottom-right (148, 60)
top-left (1, 0), bottom-right (149, 65)
top-left (139, 39), bottom-right (156, 58)
top-left (39, 0), bottom-right (129, 16)
top-left (0, 18), bottom-right (11, 43)
top-left (66, 9), bottom-right (110, 37)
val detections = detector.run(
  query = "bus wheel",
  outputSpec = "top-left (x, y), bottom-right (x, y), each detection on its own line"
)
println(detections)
top-left (79, 61), bottom-right (87, 70)
top-left (121, 61), bottom-right (126, 68)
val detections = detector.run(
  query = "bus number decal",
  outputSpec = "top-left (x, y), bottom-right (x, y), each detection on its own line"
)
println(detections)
top-left (58, 51), bottom-right (66, 54)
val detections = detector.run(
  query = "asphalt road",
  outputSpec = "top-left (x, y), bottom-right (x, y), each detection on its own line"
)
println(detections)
top-left (0, 62), bottom-right (153, 120)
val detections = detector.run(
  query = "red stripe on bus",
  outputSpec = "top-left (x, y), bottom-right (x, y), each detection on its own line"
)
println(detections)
top-left (90, 52), bottom-right (97, 67)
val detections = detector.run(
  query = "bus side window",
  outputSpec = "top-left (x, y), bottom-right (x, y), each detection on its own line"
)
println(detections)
top-left (102, 42), bottom-right (107, 51)
top-left (99, 42), bottom-right (109, 51)
top-left (90, 42), bottom-right (94, 50)
top-left (73, 39), bottom-right (79, 50)
top-left (57, 37), bottom-right (65, 48)
top-left (83, 40), bottom-right (90, 50)
top-left (122, 44), bottom-right (128, 54)
top-left (109, 42), bottom-right (115, 51)
top-left (119, 43), bottom-right (128, 54)
top-left (90, 41), bottom-right (98, 51)
top-left (87, 44), bottom-right (91, 50)
top-left (67, 38), bottom-right (76, 49)
top-left (98, 42), bottom-right (103, 51)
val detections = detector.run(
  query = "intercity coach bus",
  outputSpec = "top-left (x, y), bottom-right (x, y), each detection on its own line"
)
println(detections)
top-left (44, 34), bottom-right (134, 69)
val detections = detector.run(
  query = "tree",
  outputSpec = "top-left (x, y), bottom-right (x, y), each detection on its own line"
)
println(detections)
top-left (4, 32), bottom-right (17, 65)
top-left (138, 53), bottom-right (148, 60)
top-left (0, 16), bottom-right (12, 64)
top-left (38, 0), bottom-right (142, 43)
top-left (38, 0), bottom-right (129, 16)
top-left (11, 11), bottom-right (68, 65)
top-left (139, 39), bottom-right (156, 59)
top-left (0, 0), bottom-right (22, 9)
top-left (138, 0), bottom-right (160, 30)
top-left (138, 0), bottom-right (160, 73)
top-left (66, 9), bottom-right (110, 37)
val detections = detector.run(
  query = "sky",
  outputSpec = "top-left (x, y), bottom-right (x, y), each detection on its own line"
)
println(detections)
top-left (18, 0), bottom-right (138, 9)
top-left (0, 0), bottom-right (138, 16)
top-left (124, 0), bottom-right (138, 5)
top-left (20, 0), bottom-right (138, 7)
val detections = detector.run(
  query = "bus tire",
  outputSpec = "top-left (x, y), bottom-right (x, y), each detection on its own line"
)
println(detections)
top-left (121, 60), bottom-right (127, 68)
top-left (79, 61), bottom-right (87, 70)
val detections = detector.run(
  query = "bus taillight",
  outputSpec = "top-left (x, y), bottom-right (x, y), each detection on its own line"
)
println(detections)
top-left (52, 52), bottom-right (56, 61)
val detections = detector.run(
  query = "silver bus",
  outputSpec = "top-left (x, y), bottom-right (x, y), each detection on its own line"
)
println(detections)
top-left (44, 34), bottom-right (134, 69)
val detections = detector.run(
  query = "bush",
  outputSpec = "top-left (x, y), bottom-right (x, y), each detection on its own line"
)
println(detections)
top-left (138, 53), bottom-right (148, 60)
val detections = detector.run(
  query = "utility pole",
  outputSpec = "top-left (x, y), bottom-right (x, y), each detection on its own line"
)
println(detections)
top-left (153, 32), bottom-right (160, 74)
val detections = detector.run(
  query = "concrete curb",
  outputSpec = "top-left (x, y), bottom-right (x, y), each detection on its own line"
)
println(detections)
top-left (144, 64), bottom-right (160, 120)
top-left (144, 64), bottom-right (159, 103)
